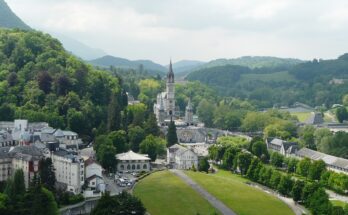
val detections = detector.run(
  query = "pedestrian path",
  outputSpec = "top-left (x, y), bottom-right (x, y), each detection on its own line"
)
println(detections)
top-left (170, 169), bottom-right (236, 215)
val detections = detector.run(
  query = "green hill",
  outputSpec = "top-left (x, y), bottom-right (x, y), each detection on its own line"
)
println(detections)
top-left (0, 29), bottom-right (125, 140)
top-left (0, 0), bottom-right (30, 30)
top-left (186, 54), bottom-right (348, 108)
top-left (198, 56), bottom-right (303, 70)
top-left (89, 55), bottom-right (166, 76)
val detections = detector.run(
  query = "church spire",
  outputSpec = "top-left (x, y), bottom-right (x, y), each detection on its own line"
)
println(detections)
top-left (167, 59), bottom-right (174, 83)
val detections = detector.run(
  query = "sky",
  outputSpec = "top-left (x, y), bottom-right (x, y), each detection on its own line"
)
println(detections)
top-left (6, 0), bottom-right (348, 64)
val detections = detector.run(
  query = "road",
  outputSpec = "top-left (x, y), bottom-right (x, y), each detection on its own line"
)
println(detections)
top-left (170, 169), bottom-right (237, 215)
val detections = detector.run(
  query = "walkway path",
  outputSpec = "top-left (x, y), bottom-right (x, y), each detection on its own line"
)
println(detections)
top-left (170, 169), bottom-right (236, 215)
top-left (247, 182), bottom-right (308, 215)
top-left (327, 189), bottom-right (348, 203)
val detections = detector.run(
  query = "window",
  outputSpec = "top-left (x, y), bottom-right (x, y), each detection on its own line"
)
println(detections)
top-left (137, 164), bottom-right (140, 169)
top-left (127, 165), bottom-right (130, 170)
top-left (120, 165), bottom-right (124, 170)
top-left (132, 165), bottom-right (135, 170)
top-left (143, 164), bottom-right (147, 169)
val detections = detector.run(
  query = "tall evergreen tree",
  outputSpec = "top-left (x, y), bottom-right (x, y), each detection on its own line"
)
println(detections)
top-left (39, 158), bottom-right (56, 191)
top-left (144, 112), bottom-right (160, 136)
top-left (13, 169), bottom-right (25, 195)
top-left (107, 92), bottom-right (121, 132)
top-left (166, 121), bottom-right (178, 147)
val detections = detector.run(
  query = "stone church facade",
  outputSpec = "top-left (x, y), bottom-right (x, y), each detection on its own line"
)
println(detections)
top-left (153, 61), bottom-right (193, 126)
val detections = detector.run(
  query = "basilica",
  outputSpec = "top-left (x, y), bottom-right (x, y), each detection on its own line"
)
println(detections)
top-left (153, 61), bottom-right (193, 126)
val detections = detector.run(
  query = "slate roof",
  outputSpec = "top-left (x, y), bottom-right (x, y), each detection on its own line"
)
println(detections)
top-left (296, 148), bottom-right (348, 170)
top-left (116, 150), bottom-right (150, 161)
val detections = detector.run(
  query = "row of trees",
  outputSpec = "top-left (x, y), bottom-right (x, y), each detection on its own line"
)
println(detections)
top-left (209, 136), bottom-right (348, 215)
top-left (0, 169), bottom-right (59, 215)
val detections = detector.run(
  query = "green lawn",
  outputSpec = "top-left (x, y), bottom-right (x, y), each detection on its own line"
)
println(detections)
top-left (331, 200), bottom-right (347, 207)
top-left (185, 170), bottom-right (294, 215)
top-left (133, 171), bottom-right (219, 215)
top-left (291, 112), bottom-right (311, 122)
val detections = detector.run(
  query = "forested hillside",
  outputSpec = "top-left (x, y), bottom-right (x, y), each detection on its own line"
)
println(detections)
top-left (89, 55), bottom-right (166, 76)
top-left (0, 0), bottom-right (30, 30)
top-left (187, 54), bottom-right (348, 108)
top-left (0, 29), bottom-right (127, 140)
top-left (197, 56), bottom-right (303, 70)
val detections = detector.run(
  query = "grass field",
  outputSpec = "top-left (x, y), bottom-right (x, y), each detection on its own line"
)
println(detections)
top-left (290, 112), bottom-right (311, 122)
top-left (133, 171), bottom-right (220, 215)
top-left (185, 170), bottom-right (294, 215)
top-left (331, 200), bottom-right (347, 207)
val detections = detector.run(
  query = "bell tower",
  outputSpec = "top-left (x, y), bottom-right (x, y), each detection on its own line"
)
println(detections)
top-left (166, 60), bottom-right (175, 119)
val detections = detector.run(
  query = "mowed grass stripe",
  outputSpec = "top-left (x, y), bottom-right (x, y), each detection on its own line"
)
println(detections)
top-left (134, 171), bottom-right (220, 215)
top-left (185, 170), bottom-right (294, 215)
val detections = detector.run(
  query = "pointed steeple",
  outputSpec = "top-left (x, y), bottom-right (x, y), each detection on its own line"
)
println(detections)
top-left (167, 59), bottom-right (174, 83)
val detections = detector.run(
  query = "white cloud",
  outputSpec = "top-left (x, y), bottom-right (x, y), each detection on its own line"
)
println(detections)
top-left (6, 0), bottom-right (348, 64)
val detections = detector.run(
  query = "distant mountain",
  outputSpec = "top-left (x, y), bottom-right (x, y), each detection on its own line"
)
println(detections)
top-left (198, 56), bottom-right (303, 70)
top-left (170, 60), bottom-right (205, 74)
top-left (51, 33), bottom-right (107, 60)
top-left (186, 54), bottom-right (348, 108)
top-left (89, 55), bottom-right (166, 75)
top-left (0, 0), bottom-right (30, 30)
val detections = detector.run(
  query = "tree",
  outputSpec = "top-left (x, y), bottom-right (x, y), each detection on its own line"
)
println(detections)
top-left (55, 74), bottom-right (71, 96)
top-left (236, 152), bottom-right (253, 175)
top-left (107, 92), bottom-right (121, 132)
top-left (247, 158), bottom-right (261, 181)
top-left (144, 112), bottom-right (160, 136)
top-left (198, 157), bottom-right (210, 173)
top-left (7, 72), bottom-right (17, 87)
top-left (299, 125), bottom-right (316, 149)
top-left (128, 126), bottom-right (146, 152)
top-left (296, 157), bottom-right (311, 178)
top-left (0, 193), bottom-right (11, 215)
top-left (285, 158), bottom-right (298, 173)
top-left (23, 185), bottom-right (59, 215)
top-left (97, 143), bottom-right (117, 172)
top-left (197, 99), bottom-right (215, 127)
top-left (308, 160), bottom-right (326, 181)
top-left (166, 121), bottom-right (178, 147)
top-left (270, 152), bottom-right (284, 168)
top-left (336, 107), bottom-right (348, 123)
top-left (277, 175), bottom-right (293, 196)
top-left (91, 192), bottom-right (118, 215)
top-left (108, 130), bottom-right (128, 153)
top-left (13, 169), bottom-right (25, 195)
top-left (139, 135), bottom-right (166, 161)
top-left (91, 191), bottom-right (145, 215)
top-left (37, 71), bottom-right (52, 94)
top-left (308, 188), bottom-right (332, 215)
top-left (251, 141), bottom-right (269, 162)
top-left (39, 158), bottom-right (56, 191)
top-left (0, 103), bottom-right (15, 121)
top-left (291, 180), bottom-right (305, 202)
top-left (222, 146), bottom-right (240, 170)
top-left (269, 171), bottom-right (281, 189)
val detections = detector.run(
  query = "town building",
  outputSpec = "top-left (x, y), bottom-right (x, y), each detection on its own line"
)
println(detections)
top-left (116, 150), bottom-right (151, 173)
top-left (50, 149), bottom-right (85, 194)
top-left (0, 145), bottom-right (43, 188)
top-left (266, 138), bottom-right (299, 156)
top-left (85, 158), bottom-right (103, 179)
top-left (167, 144), bottom-right (198, 170)
top-left (0, 130), bottom-right (14, 147)
top-left (295, 148), bottom-right (348, 174)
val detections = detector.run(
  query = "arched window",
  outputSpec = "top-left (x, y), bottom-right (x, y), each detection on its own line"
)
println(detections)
top-left (143, 164), bottom-right (147, 169)
top-left (137, 164), bottom-right (140, 169)
top-left (127, 165), bottom-right (131, 170)
top-left (120, 165), bottom-right (124, 170)
top-left (132, 165), bottom-right (136, 170)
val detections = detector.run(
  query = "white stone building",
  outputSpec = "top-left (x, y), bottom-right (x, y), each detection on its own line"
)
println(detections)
top-left (0, 145), bottom-right (42, 188)
top-left (85, 158), bottom-right (103, 179)
top-left (50, 149), bottom-right (85, 194)
top-left (116, 150), bottom-right (150, 173)
top-left (266, 138), bottom-right (299, 156)
top-left (167, 144), bottom-right (198, 170)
